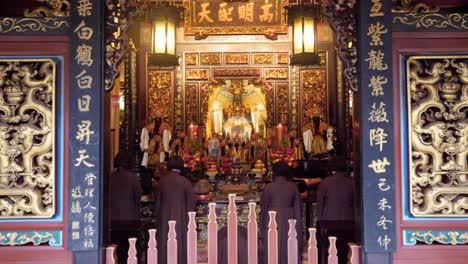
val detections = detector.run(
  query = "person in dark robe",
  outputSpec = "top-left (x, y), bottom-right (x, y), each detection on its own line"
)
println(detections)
top-left (260, 161), bottom-right (302, 264)
top-left (154, 156), bottom-right (197, 264)
top-left (316, 158), bottom-right (354, 264)
top-left (316, 159), bottom-right (354, 221)
top-left (109, 152), bottom-right (142, 263)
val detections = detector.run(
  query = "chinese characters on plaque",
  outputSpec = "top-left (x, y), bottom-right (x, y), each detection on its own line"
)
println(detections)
top-left (68, 0), bottom-right (101, 251)
top-left (183, 0), bottom-right (288, 37)
top-left (360, 0), bottom-right (395, 252)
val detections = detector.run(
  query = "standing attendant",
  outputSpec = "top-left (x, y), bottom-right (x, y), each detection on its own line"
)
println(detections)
top-left (260, 161), bottom-right (302, 264)
top-left (154, 156), bottom-right (196, 264)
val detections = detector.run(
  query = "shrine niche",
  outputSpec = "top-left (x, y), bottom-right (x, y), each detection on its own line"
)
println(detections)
top-left (206, 79), bottom-right (267, 140)
top-left (407, 56), bottom-right (468, 217)
top-left (0, 59), bottom-right (56, 218)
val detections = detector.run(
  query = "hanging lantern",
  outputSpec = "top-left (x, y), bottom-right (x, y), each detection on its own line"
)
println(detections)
top-left (287, 2), bottom-right (322, 65)
top-left (147, 3), bottom-right (181, 67)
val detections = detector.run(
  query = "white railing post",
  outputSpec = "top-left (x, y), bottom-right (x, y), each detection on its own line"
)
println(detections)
top-left (327, 236), bottom-right (338, 264)
top-left (287, 219), bottom-right (298, 264)
top-left (105, 245), bottom-right (117, 264)
top-left (247, 202), bottom-right (258, 264)
top-left (127, 238), bottom-right (137, 264)
top-left (148, 229), bottom-right (157, 264)
top-left (167, 221), bottom-right (177, 264)
top-left (347, 243), bottom-right (361, 264)
top-left (307, 228), bottom-right (317, 264)
top-left (187, 212), bottom-right (197, 264)
top-left (208, 202), bottom-right (218, 264)
top-left (267, 211), bottom-right (278, 264)
top-left (227, 194), bottom-right (238, 264)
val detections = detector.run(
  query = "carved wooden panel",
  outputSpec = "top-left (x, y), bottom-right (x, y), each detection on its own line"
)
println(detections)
top-left (300, 68), bottom-right (327, 126)
top-left (407, 55), bottom-right (468, 217)
top-left (201, 53), bottom-right (222, 65)
top-left (148, 70), bottom-right (173, 122)
top-left (265, 68), bottom-right (288, 80)
top-left (0, 59), bottom-right (56, 218)
top-left (186, 69), bottom-right (209, 80)
top-left (276, 53), bottom-right (289, 64)
top-left (263, 82), bottom-right (275, 127)
top-left (252, 53), bottom-right (273, 65)
top-left (276, 83), bottom-right (289, 124)
top-left (185, 83), bottom-right (199, 125)
top-left (200, 82), bottom-right (214, 125)
top-left (212, 68), bottom-right (261, 78)
top-left (185, 53), bottom-right (198, 66)
top-left (225, 53), bottom-right (249, 65)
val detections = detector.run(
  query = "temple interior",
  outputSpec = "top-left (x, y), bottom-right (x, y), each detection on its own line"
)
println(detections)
top-left (0, 0), bottom-right (467, 264)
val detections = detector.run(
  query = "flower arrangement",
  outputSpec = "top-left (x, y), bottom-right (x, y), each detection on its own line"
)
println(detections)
top-left (183, 150), bottom-right (205, 181)
top-left (270, 148), bottom-right (298, 168)
top-left (183, 139), bottom-right (205, 181)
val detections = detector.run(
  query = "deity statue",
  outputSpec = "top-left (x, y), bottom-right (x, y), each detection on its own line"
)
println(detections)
top-left (208, 133), bottom-right (221, 165)
top-left (303, 106), bottom-right (329, 157)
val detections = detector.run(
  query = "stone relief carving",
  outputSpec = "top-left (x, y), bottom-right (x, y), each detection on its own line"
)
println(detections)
top-left (407, 56), bottom-right (468, 216)
top-left (0, 60), bottom-right (55, 218)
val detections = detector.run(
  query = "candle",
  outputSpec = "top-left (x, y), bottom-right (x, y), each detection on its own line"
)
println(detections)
top-left (276, 123), bottom-right (287, 149)
top-left (188, 124), bottom-right (198, 140)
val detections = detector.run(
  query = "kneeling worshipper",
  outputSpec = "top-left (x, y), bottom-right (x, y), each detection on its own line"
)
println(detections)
top-left (260, 161), bottom-right (302, 264)
top-left (154, 156), bottom-right (196, 264)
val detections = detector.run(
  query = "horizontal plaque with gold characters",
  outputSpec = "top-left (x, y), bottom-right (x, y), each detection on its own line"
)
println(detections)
top-left (183, 0), bottom-right (288, 38)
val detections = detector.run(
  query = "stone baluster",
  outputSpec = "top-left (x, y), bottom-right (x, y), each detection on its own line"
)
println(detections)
top-left (287, 219), bottom-right (298, 264)
top-left (227, 194), bottom-right (238, 264)
top-left (147, 229), bottom-right (157, 264)
top-left (187, 212), bottom-right (197, 264)
top-left (267, 211), bottom-right (278, 264)
top-left (167, 221), bottom-right (177, 264)
top-left (248, 202), bottom-right (258, 264)
top-left (127, 238), bottom-right (137, 264)
top-left (328, 236), bottom-right (338, 264)
top-left (307, 228), bottom-right (318, 264)
top-left (208, 202), bottom-right (218, 264)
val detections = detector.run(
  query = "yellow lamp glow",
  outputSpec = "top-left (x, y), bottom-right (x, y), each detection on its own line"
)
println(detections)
top-left (288, 3), bottom-right (321, 65)
top-left (147, 3), bottom-right (180, 66)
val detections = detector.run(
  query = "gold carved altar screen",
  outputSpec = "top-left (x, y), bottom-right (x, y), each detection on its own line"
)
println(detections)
top-left (407, 55), bottom-right (468, 217)
top-left (0, 59), bottom-right (56, 218)
top-left (183, 51), bottom-right (292, 135)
